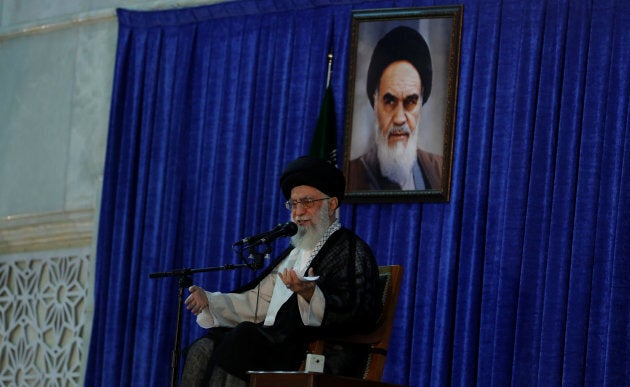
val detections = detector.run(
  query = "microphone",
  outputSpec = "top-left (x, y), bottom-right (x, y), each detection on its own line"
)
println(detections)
top-left (233, 222), bottom-right (298, 247)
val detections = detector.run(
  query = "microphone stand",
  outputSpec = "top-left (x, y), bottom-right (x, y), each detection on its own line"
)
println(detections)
top-left (148, 242), bottom-right (271, 387)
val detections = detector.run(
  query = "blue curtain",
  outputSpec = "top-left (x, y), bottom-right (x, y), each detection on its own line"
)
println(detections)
top-left (86, 0), bottom-right (630, 385)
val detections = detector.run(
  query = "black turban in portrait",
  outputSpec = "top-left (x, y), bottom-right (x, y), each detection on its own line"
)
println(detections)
top-left (366, 26), bottom-right (433, 106)
top-left (279, 156), bottom-right (345, 201)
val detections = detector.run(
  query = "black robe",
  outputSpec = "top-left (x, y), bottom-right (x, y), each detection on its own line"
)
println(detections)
top-left (201, 227), bottom-right (382, 380)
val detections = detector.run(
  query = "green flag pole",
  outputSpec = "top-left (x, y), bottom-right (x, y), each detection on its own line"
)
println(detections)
top-left (325, 52), bottom-right (333, 88)
top-left (309, 51), bottom-right (337, 166)
top-left (309, 49), bottom-right (341, 218)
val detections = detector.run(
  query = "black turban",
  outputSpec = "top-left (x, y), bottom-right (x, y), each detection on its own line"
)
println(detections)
top-left (366, 26), bottom-right (433, 107)
top-left (279, 156), bottom-right (345, 200)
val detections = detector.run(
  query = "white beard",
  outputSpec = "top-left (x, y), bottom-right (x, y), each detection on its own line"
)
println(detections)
top-left (374, 121), bottom-right (419, 187)
top-left (290, 201), bottom-right (331, 251)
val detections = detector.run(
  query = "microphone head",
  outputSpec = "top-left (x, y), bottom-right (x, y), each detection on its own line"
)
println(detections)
top-left (260, 222), bottom-right (298, 243)
top-left (233, 221), bottom-right (298, 248)
top-left (282, 221), bottom-right (298, 237)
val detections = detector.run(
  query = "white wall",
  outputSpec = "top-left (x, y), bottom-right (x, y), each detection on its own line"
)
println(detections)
top-left (0, 1), bottom-right (228, 384)
top-left (0, 0), bottom-right (230, 218)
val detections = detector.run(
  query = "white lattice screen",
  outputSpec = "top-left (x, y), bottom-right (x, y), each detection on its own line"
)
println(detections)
top-left (0, 249), bottom-right (92, 386)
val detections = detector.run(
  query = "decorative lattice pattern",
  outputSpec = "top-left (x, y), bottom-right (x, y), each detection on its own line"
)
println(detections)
top-left (0, 252), bottom-right (91, 386)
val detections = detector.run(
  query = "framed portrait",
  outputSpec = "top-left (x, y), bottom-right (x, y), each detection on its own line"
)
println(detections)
top-left (342, 5), bottom-right (463, 203)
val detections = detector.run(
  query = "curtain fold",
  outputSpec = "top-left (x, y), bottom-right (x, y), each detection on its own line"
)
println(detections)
top-left (86, 0), bottom-right (630, 385)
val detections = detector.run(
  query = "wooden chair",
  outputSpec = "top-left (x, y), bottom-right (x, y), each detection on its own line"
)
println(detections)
top-left (302, 264), bottom-right (404, 381)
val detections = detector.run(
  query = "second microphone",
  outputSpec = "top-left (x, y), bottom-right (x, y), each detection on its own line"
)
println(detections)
top-left (233, 222), bottom-right (298, 247)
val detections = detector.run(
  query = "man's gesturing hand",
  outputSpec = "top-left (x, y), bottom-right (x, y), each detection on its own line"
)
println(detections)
top-left (279, 267), bottom-right (317, 302)
top-left (185, 285), bottom-right (209, 315)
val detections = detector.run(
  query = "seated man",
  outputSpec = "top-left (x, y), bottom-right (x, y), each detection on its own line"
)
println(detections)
top-left (182, 156), bottom-right (382, 386)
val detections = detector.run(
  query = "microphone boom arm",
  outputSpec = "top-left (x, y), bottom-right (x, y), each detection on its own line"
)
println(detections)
top-left (149, 262), bottom-right (253, 387)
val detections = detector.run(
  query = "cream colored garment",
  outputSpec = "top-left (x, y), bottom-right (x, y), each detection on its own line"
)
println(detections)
top-left (263, 247), bottom-right (324, 326)
top-left (196, 249), bottom-right (324, 329)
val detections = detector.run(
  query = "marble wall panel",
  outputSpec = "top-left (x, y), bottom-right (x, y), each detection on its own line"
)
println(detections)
top-left (2, 0), bottom-right (89, 27)
top-left (0, 28), bottom-right (79, 217)
top-left (65, 20), bottom-right (117, 210)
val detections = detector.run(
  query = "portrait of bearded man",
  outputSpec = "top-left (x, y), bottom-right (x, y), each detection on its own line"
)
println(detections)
top-left (347, 25), bottom-right (444, 192)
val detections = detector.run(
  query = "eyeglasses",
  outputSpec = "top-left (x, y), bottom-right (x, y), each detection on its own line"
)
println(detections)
top-left (284, 197), bottom-right (330, 211)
